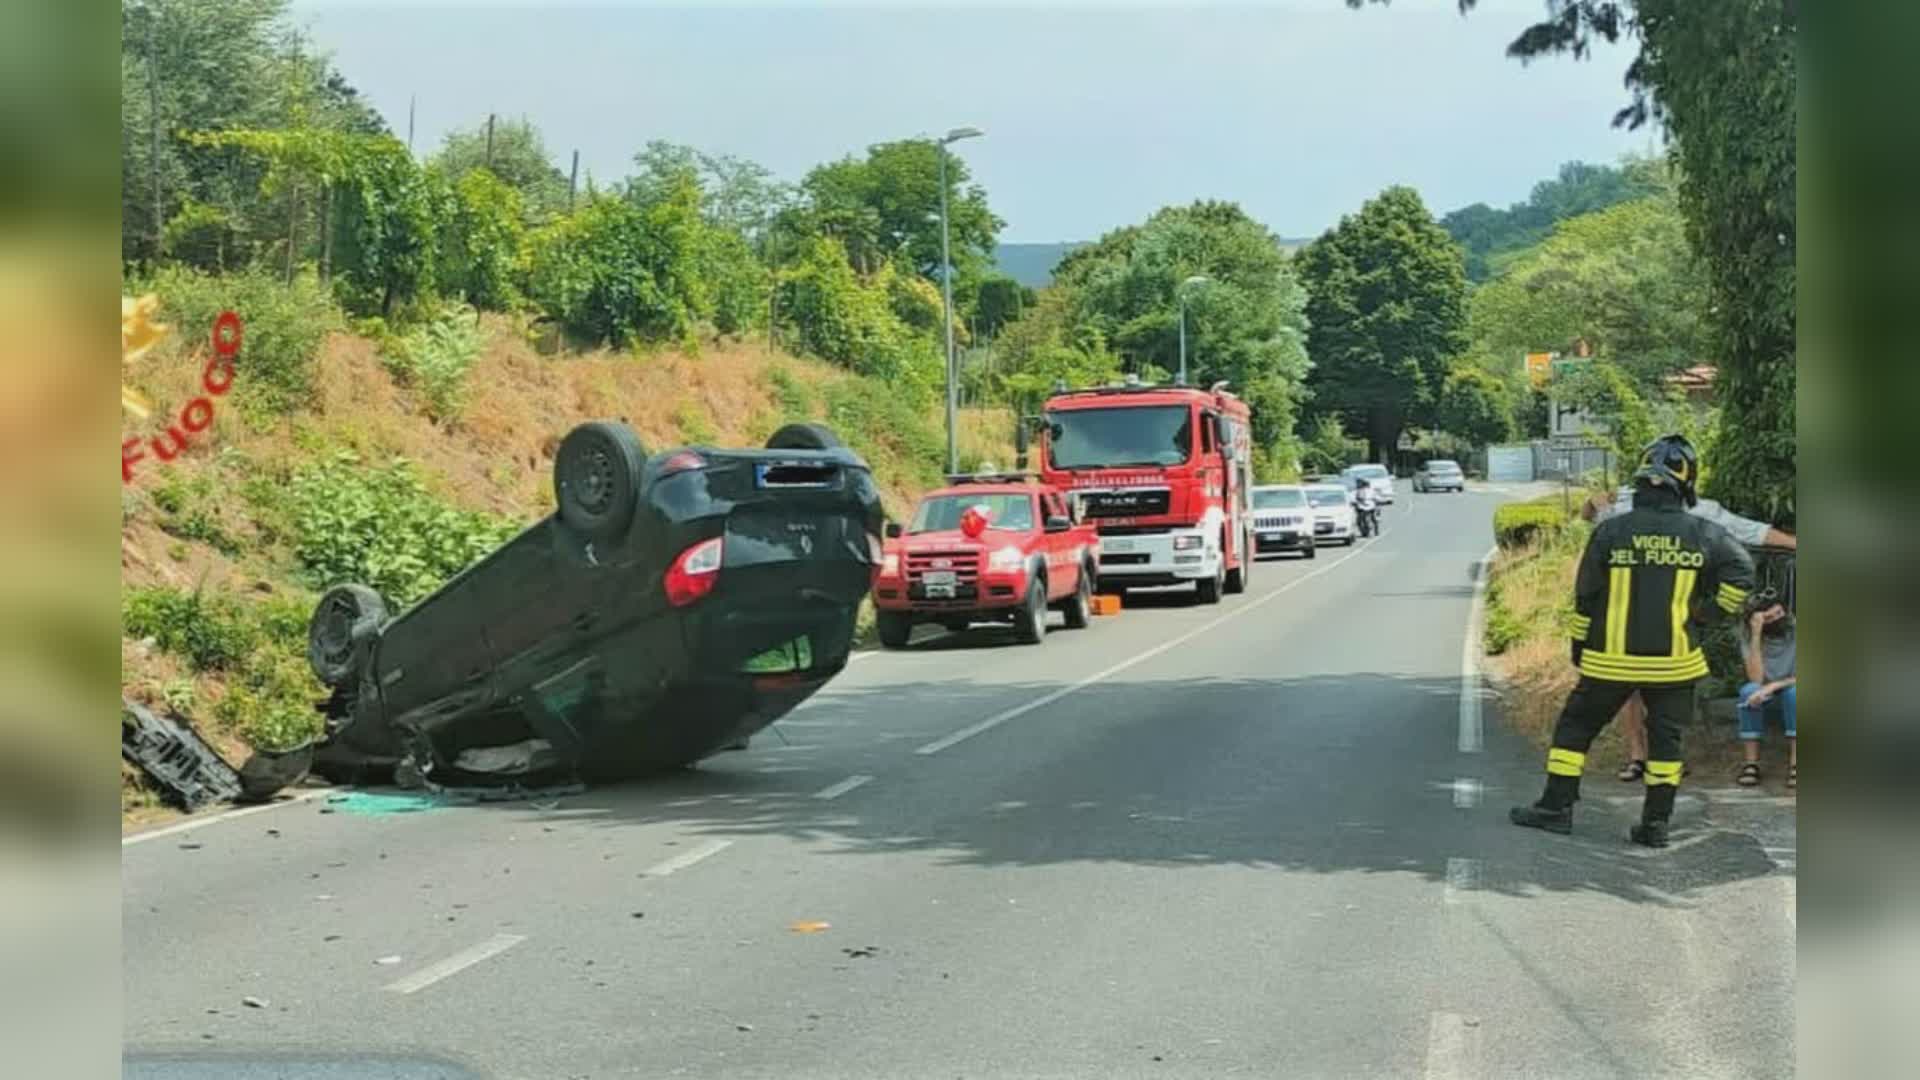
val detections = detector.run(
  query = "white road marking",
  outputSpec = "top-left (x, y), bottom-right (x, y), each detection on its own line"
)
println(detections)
top-left (640, 839), bottom-right (733, 877)
top-left (1444, 857), bottom-right (1479, 904)
top-left (1424, 1011), bottom-right (1484, 1080)
top-left (812, 774), bottom-right (873, 801)
top-left (1783, 878), bottom-right (1796, 927)
top-left (914, 541), bottom-right (1376, 756)
top-left (1457, 546), bottom-right (1498, 754)
top-left (122, 787), bottom-right (338, 847)
top-left (382, 933), bottom-right (527, 995)
top-left (1452, 778), bottom-right (1481, 808)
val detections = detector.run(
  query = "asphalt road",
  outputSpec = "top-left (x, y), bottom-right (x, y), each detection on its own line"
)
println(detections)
top-left (123, 485), bottom-right (1795, 1080)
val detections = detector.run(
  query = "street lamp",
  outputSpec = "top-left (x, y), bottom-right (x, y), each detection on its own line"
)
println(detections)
top-left (1177, 275), bottom-right (1210, 385)
top-left (937, 125), bottom-right (984, 474)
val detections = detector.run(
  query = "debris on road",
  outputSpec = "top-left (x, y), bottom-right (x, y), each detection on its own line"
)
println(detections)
top-left (788, 920), bottom-right (831, 934)
top-left (374, 955), bottom-right (402, 966)
top-left (735, 1023), bottom-right (753, 1033)
top-left (178, 842), bottom-right (203, 851)
top-left (841, 946), bottom-right (879, 959)
top-left (121, 698), bottom-right (241, 811)
top-left (241, 996), bottom-right (267, 1009)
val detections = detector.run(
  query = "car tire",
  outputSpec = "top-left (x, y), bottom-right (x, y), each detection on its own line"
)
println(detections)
top-left (1196, 560), bottom-right (1224, 605)
top-left (1063, 566), bottom-right (1093, 629)
top-left (554, 421), bottom-right (647, 542)
top-left (1224, 534), bottom-right (1249, 595)
top-left (307, 583), bottom-right (387, 687)
top-left (765, 422), bottom-right (845, 451)
top-left (1015, 576), bottom-right (1049, 644)
top-left (876, 610), bottom-right (913, 649)
top-left (1303, 542), bottom-right (1318, 560)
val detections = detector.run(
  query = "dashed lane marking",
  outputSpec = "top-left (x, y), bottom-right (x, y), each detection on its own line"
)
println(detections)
top-left (914, 540), bottom-right (1377, 756)
top-left (640, 839), bottom-right (733, 877)
top-left (812, 774), bottom-right (873, 801)
top-left (1424, 1011), bottom-right (1484, 1080)
top-left (1452, 778), bottom-right (1482, 808)
top-left (1458, 546), bottom-right (1497, 753)
top-left (383, 933), bottom-right (527, 995)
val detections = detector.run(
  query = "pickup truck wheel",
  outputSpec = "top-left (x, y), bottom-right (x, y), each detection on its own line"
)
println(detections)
top-left (876, 611), bottom-right (913, 649)
top-left (1016, 578), bottom-right (1048, 644)
top-left (308, 583), bottom-right (387, 687)
top-left (1195, 560), bottom-right (1224, 605)
top-left (554, 421), bottom-right (646, 542)
top-left (766, 422), bottom-right (845, 451)
top-left (1063, 567), bottom-right (1093, 629)
top-left (1224, 534), bottom-right (1249, 595)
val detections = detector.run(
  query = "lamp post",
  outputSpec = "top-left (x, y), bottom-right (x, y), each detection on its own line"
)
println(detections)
top-left (937, 126), bottom-right (983, 473)
top-left (1177, 274), bottom-right (1210, 385)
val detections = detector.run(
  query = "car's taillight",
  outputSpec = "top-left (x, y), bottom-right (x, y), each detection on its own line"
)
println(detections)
top-left (658, 450), bottom-right (707, 478)
top-left (664, 536), bottom-right (724, 607)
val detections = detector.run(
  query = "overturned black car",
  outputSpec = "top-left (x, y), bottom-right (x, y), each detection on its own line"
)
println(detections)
top-left (302, 420), bottom-right (883, 790)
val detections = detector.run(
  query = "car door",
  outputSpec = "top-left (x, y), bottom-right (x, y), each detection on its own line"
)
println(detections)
top-left (1039, 492), bottom-right (1074, 598)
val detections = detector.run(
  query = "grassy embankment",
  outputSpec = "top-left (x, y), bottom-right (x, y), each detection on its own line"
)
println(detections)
top-left (1482, 492), bottom-right (1767, 786)
top-left (120, 281), bottom-right (1012, 821)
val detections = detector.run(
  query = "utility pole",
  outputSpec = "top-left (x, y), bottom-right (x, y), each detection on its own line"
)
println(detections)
top-left (485, 113), bottom-right (496, 168)
top-left (407, 95), bottom-right (416, 153)
top-left (935, 126), bottom-right (984, 474)
top-left (569, 150), bottom-right (580, 212)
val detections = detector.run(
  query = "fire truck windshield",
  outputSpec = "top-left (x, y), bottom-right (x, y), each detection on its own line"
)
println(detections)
top-left (1045, 405), bottom-right (1192, 469)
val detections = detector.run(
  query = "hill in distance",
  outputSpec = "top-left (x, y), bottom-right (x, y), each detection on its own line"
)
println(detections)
top-left (994, 236), bottom-right (1315, 287)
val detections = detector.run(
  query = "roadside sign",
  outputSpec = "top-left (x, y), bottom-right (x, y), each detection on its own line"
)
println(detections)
top-left (1525, 352), bottom-right (1552, 388)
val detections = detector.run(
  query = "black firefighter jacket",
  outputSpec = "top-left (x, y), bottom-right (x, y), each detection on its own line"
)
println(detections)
top-left (1566, 499), bottom-right (1758, 684)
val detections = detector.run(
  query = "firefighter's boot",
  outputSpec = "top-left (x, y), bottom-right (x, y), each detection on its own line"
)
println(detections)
top-left (1509, 773), bottom-right (1579, 835)
top-left (1630, 783), bottom-right (1678, 848)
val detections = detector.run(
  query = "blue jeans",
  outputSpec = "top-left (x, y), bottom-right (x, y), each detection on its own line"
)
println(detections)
top-left (1737, 682), bottom-right (1796, 739)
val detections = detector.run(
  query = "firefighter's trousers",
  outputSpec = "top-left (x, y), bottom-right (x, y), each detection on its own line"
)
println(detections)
top-left (1540, 677), bottom-right (1696, 823)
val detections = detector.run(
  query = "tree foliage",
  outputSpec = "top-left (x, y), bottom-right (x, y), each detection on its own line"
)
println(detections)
top-left (1440, 158), bottom-right (1663, 280)
top-left (1051, 200), bottom-right (1313, 455)
top-left (523, 179), bottom-right (708, 347)
top-left (1296, 186), bottom-right (1469, 459)
top-left (1436, 366), bottom-right (1516, 448)
top-left (435, 168), bottom-right (525, 310)
top-left (429, 117), bottom-right (571, 221)
top-left (789, 140), bottom-right (1002, 283)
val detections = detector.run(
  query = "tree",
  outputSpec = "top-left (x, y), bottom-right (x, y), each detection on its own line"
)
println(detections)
top-left (793, 140), bottom-right (1002, 284)
top-left (436, 167), bottom-right (525, 310)
top-left (430, 117), bottom-right (571, 221)
top-left (330, 138), bottom-right (445, 317)
top-left (1553, 359), bottom-right (1654, 467)
top-left (1467, 186), bottom-right (1711, 391)
top-left (1441, 158), bottom-right (1662, 281)
top-left (1437, 367), bottom-right (1516, 447)
top-left (523, 177), bottom-right (708, 347)
top-left (973, 274), bottom-right (1028, 340)
top-left (1296, 186), bottom-right (1469, 460)
top-left (1354, 0), bottom-right (1795, 521)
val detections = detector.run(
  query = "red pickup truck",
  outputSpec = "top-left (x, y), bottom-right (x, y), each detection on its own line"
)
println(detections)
top-left (873, 474), bottom-right (1100, 647)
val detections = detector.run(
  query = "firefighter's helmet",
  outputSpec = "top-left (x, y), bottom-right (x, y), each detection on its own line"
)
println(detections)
top-left (1632, 433), bottom-right (1700, 507)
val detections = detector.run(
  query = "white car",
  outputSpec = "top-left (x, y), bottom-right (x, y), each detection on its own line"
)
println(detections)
top-left (1305, 484), bottom-right (1357, 545)
top-left (1341, 463), bottom-right (1395, 504)
top-left (1412, 459), bottom-right (1465, 493)
top-left (1250, 485), bottom-right (1316, 558)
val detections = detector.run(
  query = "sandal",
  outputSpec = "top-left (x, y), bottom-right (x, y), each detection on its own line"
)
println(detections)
top-left (1787, 765), bottom-right (1796, 790)
top-left (1617, 760), bottom-right (1646, 782)
top-left (1736, 762), bottom-right (1762, 787)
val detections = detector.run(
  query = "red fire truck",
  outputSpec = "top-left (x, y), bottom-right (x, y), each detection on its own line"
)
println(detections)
top-left (1020, 376), bottom-right (1256, 604)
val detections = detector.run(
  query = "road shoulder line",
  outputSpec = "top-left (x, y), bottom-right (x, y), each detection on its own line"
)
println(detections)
top-left (1457, 546), bottom-right (1498, 753)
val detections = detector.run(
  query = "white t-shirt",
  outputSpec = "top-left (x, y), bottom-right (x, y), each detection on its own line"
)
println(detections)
top-left (1596, 490), bottom-right (1770, 547)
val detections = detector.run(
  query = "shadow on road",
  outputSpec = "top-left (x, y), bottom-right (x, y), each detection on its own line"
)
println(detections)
top-left (381, 670), bottom-right (1781, 911)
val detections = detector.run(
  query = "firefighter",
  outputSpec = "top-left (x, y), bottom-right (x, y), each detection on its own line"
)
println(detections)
top-left (1510, 434), bottom-right (1757, 847)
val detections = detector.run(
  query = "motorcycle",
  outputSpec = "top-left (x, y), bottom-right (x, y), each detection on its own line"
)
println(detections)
top-left (1355, 502), bottom-right (1381, 538)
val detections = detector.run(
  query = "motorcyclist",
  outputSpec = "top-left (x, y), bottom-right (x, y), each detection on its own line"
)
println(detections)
top-left (1352, 478), bottom-right (1380, 535)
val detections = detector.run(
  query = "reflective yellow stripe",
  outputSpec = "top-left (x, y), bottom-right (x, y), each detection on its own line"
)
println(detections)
top-left (1578, 649), bottom-right (1709, 684)
top-left (1644, 760), bottom-right (1684, 786)
top-left (1565, 612), bottom-right (1592, 638)
top-left (1670, 568), bottom-right (1697, 657)
top-left (1606, 567), bottom-right (1632, 654)
top-left (1717, 582), bottom-right (1748, 614)
top-left (1547, 748), bottom-right (1587, 777)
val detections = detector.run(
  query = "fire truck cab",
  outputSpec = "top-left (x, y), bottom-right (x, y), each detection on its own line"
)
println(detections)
top-left (1023, 378), bottom-right (1256, 604)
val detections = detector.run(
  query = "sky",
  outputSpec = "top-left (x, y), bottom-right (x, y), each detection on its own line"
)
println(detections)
top-left (292, 1), bottom-right (1658, 242)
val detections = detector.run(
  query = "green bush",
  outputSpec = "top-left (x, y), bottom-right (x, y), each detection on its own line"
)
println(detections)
top-left (523, 184), bottom-right (708, 347)
top-left (382, 304), bottom-right (486, 421)
top-left (764, 363), bottom-right (816, 418)
top-left (700, 225), bottom-right (766, 336)
top-left (288, 451), bottom-right (519, 608)
top-left (123, 587), bottom-right (256, 672)
top-left (436, 168), bottom-right (526, 311)
top-left (215, 641), bottom-right (325, 751)
top-left (822, 379), bottom-right (944, 489)
top-left (145, 266), bottom-right (341, 419)
top-left (1493, 499), bottom-right (1569, 548)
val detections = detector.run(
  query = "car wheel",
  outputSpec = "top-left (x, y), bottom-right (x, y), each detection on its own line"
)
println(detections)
top-left (307, 583), bottom-right (387, 687)
top-left (1303, 543), bottom-right (1317, 559)
top-left (1224, 534), bottom-right (1249, 595)
top-left (876, 610), bottom-right (913, 649)
top-left (765, 422), bottom-right (845, 451)
top-left (554, 421), bottom-right (647, 542)
top-left (1195, 560), bottom-right (1224, 605)
top-left (1063, 566), bottom-right (1093, 629)
top-left (1016, 577), bottom-right (1049, 644)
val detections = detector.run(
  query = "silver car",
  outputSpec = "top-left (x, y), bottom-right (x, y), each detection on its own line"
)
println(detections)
top-left (1341, 463), bottom-right (1395, 503)
top-left (1413, 459), bottom-right (1465, 493)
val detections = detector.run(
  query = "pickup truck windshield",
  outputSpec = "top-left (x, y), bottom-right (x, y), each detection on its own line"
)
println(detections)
top-left (1045, 406), bottom-right (1192, 469)
top-left (1253, 489), bottom-right (1306, 510)
top-left (910, 493), bottom-right (1035, 534)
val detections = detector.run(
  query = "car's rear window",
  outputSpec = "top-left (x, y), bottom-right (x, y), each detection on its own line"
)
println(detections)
top-left (1253, 488), bottom-right (1306, 509)
top-left (1350, 465), bottom-right (1389, 479)
top-left (1307, 488), bottom-right (1347, 507)
top-left (1428, 461), bottom-right (1461, 471)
